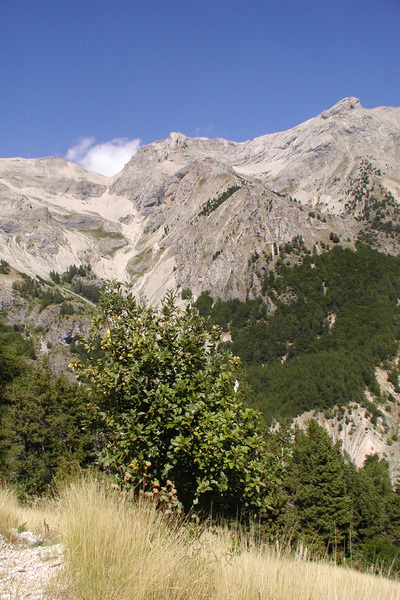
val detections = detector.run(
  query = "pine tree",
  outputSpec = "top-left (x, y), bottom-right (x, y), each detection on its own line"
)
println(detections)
top-left (286, 420), bottom-right (353, 554)
top-left (0, 367), bottom-right (92, 496)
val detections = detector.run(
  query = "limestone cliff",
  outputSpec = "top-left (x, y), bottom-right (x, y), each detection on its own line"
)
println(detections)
top-left (0, 98), bottom-right (399, 303)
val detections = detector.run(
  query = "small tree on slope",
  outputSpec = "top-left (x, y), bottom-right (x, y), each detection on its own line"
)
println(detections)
top-left (286, 420), bottom-right (353, 554)
top-left (74, 285), bottom-right (281, 516)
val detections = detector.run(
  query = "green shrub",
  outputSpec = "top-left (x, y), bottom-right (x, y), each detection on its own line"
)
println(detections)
top-left (74, 286), bottom-right (281, 517)
top-left (0, 259), bottom-right (10, 274)
top-left (60, 301), bottom-right (75, 315)
top-left (181, 288), bottom-right (192, 300)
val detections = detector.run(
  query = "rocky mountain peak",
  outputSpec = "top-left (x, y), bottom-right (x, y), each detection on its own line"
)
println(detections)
top-left (167, 131), bottom-right (188, 147)
top-left (320, 97), bottom-right (362, 119)
top-left (1, 97), bottom-right (400, 491)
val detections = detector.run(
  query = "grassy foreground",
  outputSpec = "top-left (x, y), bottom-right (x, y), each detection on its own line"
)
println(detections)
top-left (1, 479), bottom-right (400, 600)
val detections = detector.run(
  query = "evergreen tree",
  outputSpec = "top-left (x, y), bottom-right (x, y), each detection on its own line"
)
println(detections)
top-left (345, 461), bottom-right (385, 542)
top-left (285, 420), bottom-right (353, 554)
top-left (0, 367), bottom-right (92, 496)
top-left (363, 454), bottom-right (393, 498)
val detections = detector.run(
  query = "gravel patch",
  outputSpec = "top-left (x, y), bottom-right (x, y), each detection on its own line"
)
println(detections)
top-left (0, 535), bottom-right (63, 600)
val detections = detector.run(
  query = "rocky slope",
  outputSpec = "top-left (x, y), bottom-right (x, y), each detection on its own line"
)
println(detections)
top-left (0, 534), bottom-right (62, 600)
top-left (0, 98), bottom-right (399, 303)
top-left (296, 364), bottom-right (400, 484)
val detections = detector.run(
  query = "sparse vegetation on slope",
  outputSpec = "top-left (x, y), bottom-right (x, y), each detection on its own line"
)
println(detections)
top-left (198, 185), bottom-right (241, 217)
top-left (343, 159), bottom-right (400, 247)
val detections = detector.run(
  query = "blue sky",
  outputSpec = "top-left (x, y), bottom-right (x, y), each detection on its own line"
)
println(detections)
top-left (1, 0), bottom-right (400, 175)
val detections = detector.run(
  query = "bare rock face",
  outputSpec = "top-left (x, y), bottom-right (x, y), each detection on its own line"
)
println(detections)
top-left (295, 365), bottom-right (400, 484)
top-left (0, 157), bottom-right (130, 279)
top-left (0, 98), bottom-right (399, 303)
top-left (107, 97), bottom-right (400, 301)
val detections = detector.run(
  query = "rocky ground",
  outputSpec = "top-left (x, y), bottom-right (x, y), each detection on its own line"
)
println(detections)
top-left (0, 535), bottom-right (63, 600)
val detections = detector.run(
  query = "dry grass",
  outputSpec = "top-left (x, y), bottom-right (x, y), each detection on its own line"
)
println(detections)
top-left (210, 536), bottom-right (400, 600)
top-left (57, 477), bottom-right (211, 599)
top-left (0, 484), bottom-right (59, 540)
top-left (2, 478), bottom-right (400, 600)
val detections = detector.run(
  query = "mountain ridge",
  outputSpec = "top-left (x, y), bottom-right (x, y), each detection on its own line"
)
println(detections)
top-left (0, 97), bottom-right (400, 303)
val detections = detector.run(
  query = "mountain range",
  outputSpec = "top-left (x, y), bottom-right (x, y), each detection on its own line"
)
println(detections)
top-left (1, 97), bottom-right (400, 304)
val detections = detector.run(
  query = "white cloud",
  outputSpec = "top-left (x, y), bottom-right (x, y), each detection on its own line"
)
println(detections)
top-left (66, 136), bottom-right (141, 177)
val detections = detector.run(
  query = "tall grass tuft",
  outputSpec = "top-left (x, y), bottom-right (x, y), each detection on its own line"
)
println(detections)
top-left (0, 485), bottom-right (20, 535)
top-left (58, 477), bottom-right (400, 600)
top-left (2, 478), bottom-right (400, 599)
top-left (58, 477), bottom-right (211, 600)
top-left (210, 538), bottom-right (400, 600)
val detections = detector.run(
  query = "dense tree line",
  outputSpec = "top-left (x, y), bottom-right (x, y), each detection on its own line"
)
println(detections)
top-left (0, 323), bottom-right (92, 497)
top-left (280, 421), bottom-right (400, 571)
top-left (12, 264), bottom-right (101, 310)
top-left (50, 263), bottom-right (101, 303)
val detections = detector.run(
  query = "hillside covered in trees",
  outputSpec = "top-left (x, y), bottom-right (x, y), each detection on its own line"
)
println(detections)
top-left (195, 244), bottom-right (400, 423)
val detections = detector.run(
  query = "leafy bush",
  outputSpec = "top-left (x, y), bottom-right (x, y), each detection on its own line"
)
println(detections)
top-left (74, 285), bottom-right (280, 516)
